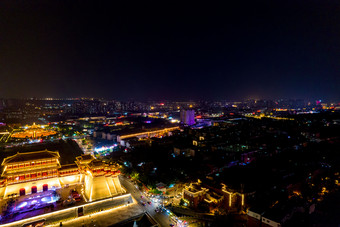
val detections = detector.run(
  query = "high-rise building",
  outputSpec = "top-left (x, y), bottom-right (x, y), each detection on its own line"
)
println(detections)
top-left (180, 109), bottom-right (195, 126)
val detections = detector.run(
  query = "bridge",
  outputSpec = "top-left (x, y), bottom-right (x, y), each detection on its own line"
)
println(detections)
top-left (117, 126), bottom-right (180, 142)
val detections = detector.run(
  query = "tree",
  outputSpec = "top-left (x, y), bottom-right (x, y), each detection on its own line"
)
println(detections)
top-left (131, 172), bottom-right (140, 182)
top-left (149, 188), bottom-right (162, 195)
top-left (179, 198), bottom-right (185, 206)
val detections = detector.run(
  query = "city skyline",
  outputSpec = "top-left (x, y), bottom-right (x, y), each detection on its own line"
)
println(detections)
top-left (0, 2), bottom-right (340, 225)
top-left (0, 1), bottom-right (339, 100)
top-left (0, 95), bottom-right (337, 103)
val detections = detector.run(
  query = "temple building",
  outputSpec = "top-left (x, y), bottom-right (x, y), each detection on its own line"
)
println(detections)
top-left (0, 150), bottom-right (123, 201)
top-left (11, 123), bottom-right (57, 139)
top-left (76, 154), bottom-right (123, 201)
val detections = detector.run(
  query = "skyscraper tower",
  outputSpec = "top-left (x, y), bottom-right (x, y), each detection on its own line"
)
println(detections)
top-left (180, 109), bottom-right (195, 126)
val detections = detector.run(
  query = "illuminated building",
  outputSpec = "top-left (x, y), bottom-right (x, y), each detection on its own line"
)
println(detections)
top-left (182, 180), bottom-right (224, 209)
top-left (0, 150), bottom-right (61, 198)
top-left (76, 154), bottom-right (123, 201)
top-left (0, 151), bottom-right (122, 201)
top-left (205, 191), bottom-right (224, 206)
top-left (180, 109), bottom-right (195, 126)
top-left (182, 180), bottom-right (208, 208)
top-left (221, 183), bottom-right (246, 210)
top-left (11, 123), bottom-right (57, 139)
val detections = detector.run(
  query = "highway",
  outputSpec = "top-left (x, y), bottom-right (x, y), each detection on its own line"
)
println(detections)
top-left (119, 175), bottom-right (177, 227)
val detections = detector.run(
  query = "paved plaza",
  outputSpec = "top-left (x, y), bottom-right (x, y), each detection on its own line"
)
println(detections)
top-left (48, 202), bottom-right (144, 227)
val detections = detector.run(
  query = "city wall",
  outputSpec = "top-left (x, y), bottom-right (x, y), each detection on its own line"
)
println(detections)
top-left (2, 193), bottom-right (133, 226)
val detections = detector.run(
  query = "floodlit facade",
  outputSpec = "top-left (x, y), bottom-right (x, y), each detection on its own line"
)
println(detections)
top-left (76, 154), bottom-right (123, 201)
top-left (180, 109), bottom-right (195, 126)
top-left (11, 122), bottom-right (57, 139)
top-left (183, 180), bottom-right (209, 208)
top-left (0, 150), bottom-right (123, 201)
top-left (221, 183), bottom-right (246, 210)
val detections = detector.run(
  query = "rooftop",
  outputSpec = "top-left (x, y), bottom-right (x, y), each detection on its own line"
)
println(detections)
top-left (81, 154), bottom-right (93, 160)
top-left (59, 163), bottom-right (79, 171)
top-left (186, 182), bottom-right (207, 193)
top-left (76, 154), bottom-right (95, 164)
top-left (1, 150), bottom-right (60, 165)
top-left (88, 159), bottom-right (106, 168)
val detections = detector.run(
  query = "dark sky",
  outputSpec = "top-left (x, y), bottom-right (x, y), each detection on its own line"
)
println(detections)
top-left (0, 1), bottom-right (340, 101)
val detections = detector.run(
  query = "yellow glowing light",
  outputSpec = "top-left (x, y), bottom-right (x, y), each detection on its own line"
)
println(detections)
top-left (1, 194), bottom-right (133, 227)
top-left (86, 170), bottom-right (93, 177)
top-left (229, 194), bottom-right (232, 207)
top-left (106, 180), bottom-right (112, 197)
top-left (90, 187), bottom-right (93, 202)
top-left (119, 127), bottom-right (179, 140)
top-left (241, 194), bottom-right (244, 206)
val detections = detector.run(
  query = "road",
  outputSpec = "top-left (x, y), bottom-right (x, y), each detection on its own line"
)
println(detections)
top-left (0, 132), bottom-right (11, 143)
top-left (119, 175), bottom-right (177, 227)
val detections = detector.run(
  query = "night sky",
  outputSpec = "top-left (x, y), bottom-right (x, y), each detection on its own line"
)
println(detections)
top-left (0, 1), bottom-right (339, 101)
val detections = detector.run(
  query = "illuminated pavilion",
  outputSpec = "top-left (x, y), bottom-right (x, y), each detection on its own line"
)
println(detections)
top-left (11, 123), bottom-right (57, 139)
top-left (0, 150), bottom-right (123, 201)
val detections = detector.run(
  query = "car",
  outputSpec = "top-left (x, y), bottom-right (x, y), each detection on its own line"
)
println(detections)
top-left (147, 201), bottom-right (151, 205)
top-left (140, 200), bottom-right (146, 205)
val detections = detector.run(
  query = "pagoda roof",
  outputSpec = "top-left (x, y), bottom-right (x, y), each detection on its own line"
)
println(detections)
top-left (1, 150), bottom-right (60, 165)
top-left (88, 159), bottom-right (106, 168)
top-left (76, 154), bottom-right (94, 163)
top-left (59, 163), bottom-right (79, 171)
top-left (81, 154), bottom-right (93, 160)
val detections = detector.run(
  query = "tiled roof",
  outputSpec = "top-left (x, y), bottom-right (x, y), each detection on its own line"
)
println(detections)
top-left (81, 154), bottom-right (93, 160)
top-left (88, 160), bottom-right (105, 168)
top-left (2, 150), bottom-right (60, 165)
top-left (59, 163), bottom-right (78, 171)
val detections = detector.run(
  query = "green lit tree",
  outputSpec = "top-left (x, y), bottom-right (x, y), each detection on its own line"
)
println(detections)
top-left (131, 172), bottom-right (140, 182)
